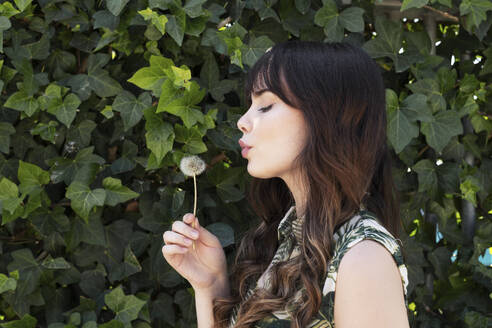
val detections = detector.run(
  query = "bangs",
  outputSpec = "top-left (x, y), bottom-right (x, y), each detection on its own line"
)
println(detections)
top-left (244, 49), bottom-right (299, 109)
top-left (244, 51), bottom-right (275, 107)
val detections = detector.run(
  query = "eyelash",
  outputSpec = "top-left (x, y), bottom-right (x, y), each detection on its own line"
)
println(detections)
top-left (258, 104), bottom-right (273, 112)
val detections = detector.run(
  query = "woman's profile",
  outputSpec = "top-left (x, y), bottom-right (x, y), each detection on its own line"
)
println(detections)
top-left (162, 40), bottom-right (410, 328)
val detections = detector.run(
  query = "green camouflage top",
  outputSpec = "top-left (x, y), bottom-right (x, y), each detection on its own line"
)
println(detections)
top-left (228, 205), bottom-right (409, 328)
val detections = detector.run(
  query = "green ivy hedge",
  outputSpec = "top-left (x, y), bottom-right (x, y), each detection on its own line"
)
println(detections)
top-left (0, 0), bottom-right (491, 327)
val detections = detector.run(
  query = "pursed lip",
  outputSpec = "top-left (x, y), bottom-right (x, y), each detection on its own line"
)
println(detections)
top-left (238, 139), bottom-right (252, 149)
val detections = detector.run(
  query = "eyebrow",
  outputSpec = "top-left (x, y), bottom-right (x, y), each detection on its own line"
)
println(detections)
top-left (252, 88), bottom-right (271, 97)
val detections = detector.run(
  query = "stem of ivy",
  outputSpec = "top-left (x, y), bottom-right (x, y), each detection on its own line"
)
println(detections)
top-left (417, 145), bottom-right (430, 158)
top-left (36, 250), bottom-right (48, 261)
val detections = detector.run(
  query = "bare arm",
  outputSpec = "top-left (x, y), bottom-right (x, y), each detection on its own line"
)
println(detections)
top-left (334, 239), bottom-right (409, 328)
top-left (194, 274), bottom-right (231, 328)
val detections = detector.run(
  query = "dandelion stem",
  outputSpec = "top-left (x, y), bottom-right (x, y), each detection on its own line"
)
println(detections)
top-left (192, 173), bottom-right (197, 251)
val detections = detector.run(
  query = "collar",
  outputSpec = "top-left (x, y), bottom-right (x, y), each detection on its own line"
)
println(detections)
top-left (277, 205), bottom-right (304, 243)
top-left (277, 205), bottom-right (374, 245)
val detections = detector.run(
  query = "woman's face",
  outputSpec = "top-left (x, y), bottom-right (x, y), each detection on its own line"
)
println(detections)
top-left (237, 89), bottom-right (308, 180)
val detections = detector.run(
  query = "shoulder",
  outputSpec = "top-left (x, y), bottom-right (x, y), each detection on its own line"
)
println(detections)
top-left (333, 239), bottom-right (409, 328)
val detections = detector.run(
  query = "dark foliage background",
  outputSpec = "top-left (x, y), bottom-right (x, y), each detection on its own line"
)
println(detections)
top-left (0, 0), bottom-right (491, 327)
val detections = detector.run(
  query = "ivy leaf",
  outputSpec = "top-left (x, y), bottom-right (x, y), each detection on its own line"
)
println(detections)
top-left (157, 81), bottom-right (205, 128)
top-left (0, 16), bottom-right (12, 53)
top-left (459, 73), bottom-right (481, 94)
top-left (362, 17), bottom-right (416, 72)
top-left (386, 89), bottom-right (419, 154)
top-left (18, 160), bottom-right (50, 194)
top-left (48, 93), bottom-right (81, 128)
top-left (314, 0), bottom-right (344, 41)
top-left (169, 65), bottom-right (192, 90)
top-left (102, 177), bottom-right (139, 206)
top-left (174, 289), bottom-right (195, 322)
top-left (314, 0), bottom-right (338, 27)
top-left (108, 245), bottom-right (142, 283)
top-left (41, 255), bottom-right (71, 269)
top-left (143, 107), bottom-right (175, 166)
top-left (185, 13), bottom-right (209, 36)
top-left (401, 0), bottom-right (429, 12)
top-left (166, 9), bottom-right (186, 46)
top-left (106, 0), bottom-right (130, 16)
top-left (205, 222), bottom-right (235, 247)
top-left (363, 16), bottom-right (401, 59)
top-left (11, 58), bottom-right (37, 96)
top-left (0, 3), bottom-right (20, 19)
top-left (436, 162), bottom-right (461, 194)
top-left (401, 94), bottom-right (433, 123)
top-left (0, 177), bottom-right (22, 216)
top-left (113, 91), bottom-right (152, 131)
top-left (0, 313), bottom-right (37, 328)
top-left (128, 55), bottom-right (173, 96)
top-left (406, 78), bottom-right (446, 113)
top-left (460, 176), bottom-right (481, 207)
top-left (66, 181), bottom-right (106, 223)
top-left (339, 7), bottom-right (365, 33)
top-left (479, 46), bottom-right (492, 76)
top-left (87, 68), bottom-right (122, 98)
top-left (183, 0), bottom-right (207, 18)
top-left (464, 311), bottom-right (489, 328)
top-left (104, 285), bottom-right (146, 325)
top-left (6, 249), bottom-right (41, 297)
top-left (412, 159), bottom-right (438, 198)
top-left (174, 124), bottom-right (207, 154)
top-left (0, 273), bottom-right (16, 294)
top-left (421, 110), bottom-right (463, 154)
top-left (66, 119), bottom-right (97, 148)
top-left (99, 320), bottom-right (125, 328)
top-left (199, 52), bottom-right (236, 102)
top-left (4, 90), bottom-right (39, 117)
top-left (459, 0), bottom-right (492, 28)
top-left (93, 10), bottom-right (120, 30)
top-left (48, 147), bottom-right (105, 185)
top-left (84, 54), bottom-right (122, 97)
top-left (139, 8), bottom-right (168, 35)
top-left (0, 122), bottom-right (16, 154)
top-left (242, 35), bottom-right (275, 68)
top-left (14, 0), bottom-right (32, 12)
top-left (30, 121), bottom-right (59, 144)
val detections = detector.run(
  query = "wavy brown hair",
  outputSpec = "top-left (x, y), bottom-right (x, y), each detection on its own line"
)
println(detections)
top-left (212, 40), bottom-right (404, 328)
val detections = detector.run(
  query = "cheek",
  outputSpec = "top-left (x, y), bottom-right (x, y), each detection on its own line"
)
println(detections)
top-left (261, 116), bottom-right (306, 156)
top-left (246, 134), bottom-right (305, 178)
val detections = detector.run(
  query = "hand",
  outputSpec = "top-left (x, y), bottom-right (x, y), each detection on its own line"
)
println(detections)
top-left (162, 213), bottom-right (228, 291)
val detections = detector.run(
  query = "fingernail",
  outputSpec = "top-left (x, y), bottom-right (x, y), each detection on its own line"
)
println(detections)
top-left (191, 230), bottom-right (199, 237)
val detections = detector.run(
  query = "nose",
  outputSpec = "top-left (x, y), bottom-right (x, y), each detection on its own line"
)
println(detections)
top-left (237, 114), bottom-right (250, 133)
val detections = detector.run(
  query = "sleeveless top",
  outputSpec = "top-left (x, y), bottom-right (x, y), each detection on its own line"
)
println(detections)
top-left (227, 205), bottom-right (409, 328)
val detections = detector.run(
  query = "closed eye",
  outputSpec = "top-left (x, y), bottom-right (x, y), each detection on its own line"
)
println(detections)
top-left (258, 104), bottom-right (273, 112)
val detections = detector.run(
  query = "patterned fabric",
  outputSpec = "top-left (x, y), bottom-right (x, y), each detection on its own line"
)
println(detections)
top-left (228, 205), bottom-right (409, 328)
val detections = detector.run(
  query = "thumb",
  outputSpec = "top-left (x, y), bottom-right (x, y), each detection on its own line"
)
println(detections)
top-left (194, 217), bottom-right (220, 247)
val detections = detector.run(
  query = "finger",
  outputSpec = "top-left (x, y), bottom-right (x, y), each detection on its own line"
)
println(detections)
top-left (172, 220), bottom-right (199, 240)
top-left (163, 231), bottom-right (193, 247)
top-left (162, 244), bottom-right (188, 256)
top-left (181, 214), bottom-right (221, 247)
top-left (192, 217), bottom-right (222, 247)
top-left (183, 213), bottom-right (195, 225)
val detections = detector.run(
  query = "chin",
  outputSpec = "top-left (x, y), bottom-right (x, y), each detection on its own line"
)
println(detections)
top-left (246, 164), bottom-right (276, 179)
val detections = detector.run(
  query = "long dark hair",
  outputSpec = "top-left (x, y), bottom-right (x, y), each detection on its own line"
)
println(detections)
top-left (212, 40), bottom-right (402, 328)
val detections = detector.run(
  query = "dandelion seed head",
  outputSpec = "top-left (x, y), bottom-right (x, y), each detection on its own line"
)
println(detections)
top-left (180, 155), bottom-right (206, 177)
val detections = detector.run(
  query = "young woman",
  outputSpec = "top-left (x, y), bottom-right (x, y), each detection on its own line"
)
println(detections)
top-left (162, 40), bottom-right (410, 328)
